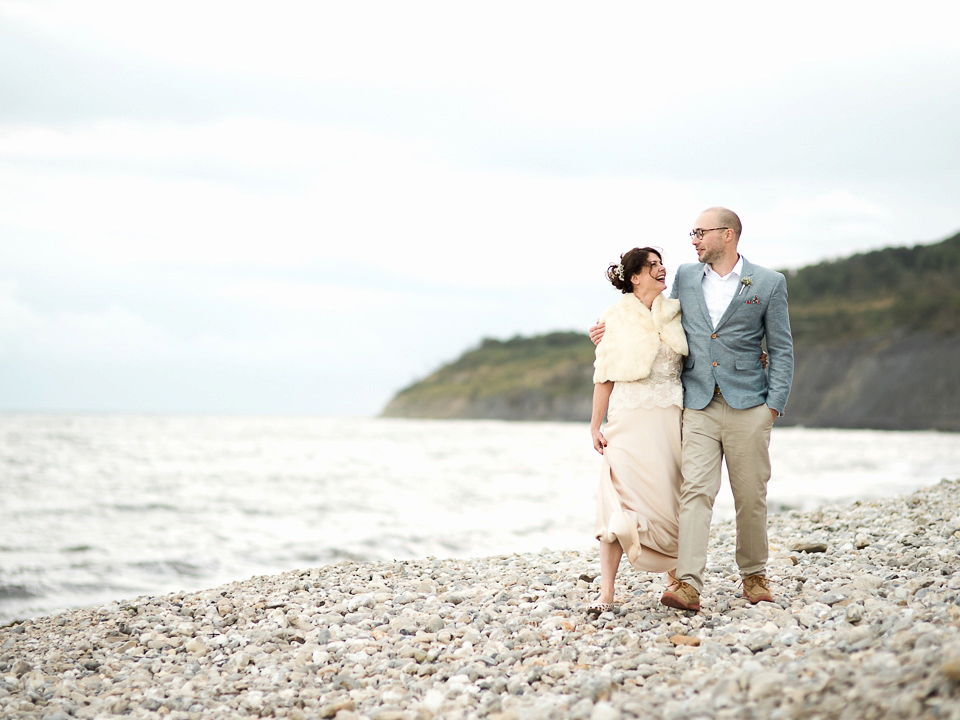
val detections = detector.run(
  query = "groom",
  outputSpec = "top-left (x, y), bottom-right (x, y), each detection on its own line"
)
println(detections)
top-left (591, 207), bottom-right (793, 611)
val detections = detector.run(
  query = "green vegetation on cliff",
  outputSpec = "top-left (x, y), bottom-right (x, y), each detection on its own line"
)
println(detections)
top-left (786, 231), bottom-right (960, 343)
top-left (382, 332), bottom-right (595, 420)
top-left (382, 232), bottom-right (960, 429)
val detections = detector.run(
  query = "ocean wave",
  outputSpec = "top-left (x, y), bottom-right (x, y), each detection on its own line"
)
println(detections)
top-left (61, 545), bottom-right (97, 553)
top-left (0, 584), bottom-right (38, 600)
top-left (110, 503), bottom-right (182, 513)
top-left (128, 559), bottom-right (209, 577)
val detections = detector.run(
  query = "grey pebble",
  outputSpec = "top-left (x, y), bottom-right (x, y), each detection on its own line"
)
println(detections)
top-left (820, 591), bottom-right (847, 606)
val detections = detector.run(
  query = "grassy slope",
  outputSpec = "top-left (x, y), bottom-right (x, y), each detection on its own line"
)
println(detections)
top-left (386, 332), bottom-right (595, 407)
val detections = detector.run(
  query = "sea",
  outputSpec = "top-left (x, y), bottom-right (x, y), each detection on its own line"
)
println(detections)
top-left (1, 413), bottom-right (959, 624)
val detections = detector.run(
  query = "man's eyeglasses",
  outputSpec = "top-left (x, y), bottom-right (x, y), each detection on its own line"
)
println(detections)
top-left (689, 227), bottom-right (728, 240)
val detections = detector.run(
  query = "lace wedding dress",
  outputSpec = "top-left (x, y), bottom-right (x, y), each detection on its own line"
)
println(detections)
top-left (595, 343), bottom-right (683, 572)
top-left (608, 343), bottom-right (684, 412)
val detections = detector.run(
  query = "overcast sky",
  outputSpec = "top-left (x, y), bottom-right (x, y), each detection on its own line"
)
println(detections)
top-left (1, 1), bottom-right (958, 416)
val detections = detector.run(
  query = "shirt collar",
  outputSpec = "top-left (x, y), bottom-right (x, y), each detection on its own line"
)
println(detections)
top-left (703, 255), bottom-right (744, 280)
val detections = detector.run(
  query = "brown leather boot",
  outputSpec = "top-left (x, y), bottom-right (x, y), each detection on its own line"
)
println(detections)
top-left (743, 574), bottom-right (774, 604)
top-left (660, 581), bottom-right (701, 611)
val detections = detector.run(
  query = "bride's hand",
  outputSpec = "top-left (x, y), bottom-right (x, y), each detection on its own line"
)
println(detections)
top-left (591, 427), bottom-right (607, 454)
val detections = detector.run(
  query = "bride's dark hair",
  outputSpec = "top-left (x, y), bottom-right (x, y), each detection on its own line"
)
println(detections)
top-left (606, 247), bottom-right (663, 293)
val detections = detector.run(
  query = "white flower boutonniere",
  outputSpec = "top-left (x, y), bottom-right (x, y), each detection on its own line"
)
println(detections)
top-left (738, 277), bottom-right (753, 296)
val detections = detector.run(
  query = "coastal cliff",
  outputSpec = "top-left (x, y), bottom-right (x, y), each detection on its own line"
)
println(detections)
top-left (382, 333), bottom-right (595, 422)
top-left (382, 232), bottom-right (960, 431)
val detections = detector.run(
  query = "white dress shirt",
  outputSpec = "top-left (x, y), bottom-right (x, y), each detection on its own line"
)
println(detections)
top-left (701, 255), bottom-right (744, 329)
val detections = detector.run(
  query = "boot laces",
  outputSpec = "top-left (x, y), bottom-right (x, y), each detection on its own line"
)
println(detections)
top-left (741, 575), bottom-right (771, 590)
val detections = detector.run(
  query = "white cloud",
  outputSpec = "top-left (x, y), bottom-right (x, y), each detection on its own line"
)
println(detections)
top-left (0, 118), bottom-right (700, 283)
top-left (0, 283), bottom-right (167, 362)
top-left (0, 278), bottom-right (351, 369)
top-left (1, 0), bottom-right (958, 414)
top-left (6, 1), bottom-right (952, 101)
top-left (748, 191), bottom-right (898, 267)
top-left (0, 119), bottom-right (429, 172)
top-left (213, 279), bottom-right (397, 313)
top-left (0, 281), bottom-right (40, 343)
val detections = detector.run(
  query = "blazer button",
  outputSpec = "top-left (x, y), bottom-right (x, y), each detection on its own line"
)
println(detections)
top-left (711, 333), bottom-right (717, 339)
top-left (712, 361), bottom-right (718, 367)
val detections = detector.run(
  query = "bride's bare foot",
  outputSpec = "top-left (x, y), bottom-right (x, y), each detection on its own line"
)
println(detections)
top-left (665, 570), bottom-right (680, 591)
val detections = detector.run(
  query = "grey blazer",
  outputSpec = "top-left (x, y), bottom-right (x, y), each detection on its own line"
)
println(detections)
top-left (670, 257), bottom-right (794, 414)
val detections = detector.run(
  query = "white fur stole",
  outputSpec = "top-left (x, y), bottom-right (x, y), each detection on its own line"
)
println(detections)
top-left (593, 292), bottom-right (688, 383)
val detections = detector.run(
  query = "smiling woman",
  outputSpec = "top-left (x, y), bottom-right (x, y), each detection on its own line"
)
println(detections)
top-left (587, 246), bottom-right (688, 613)
top-left (605, 247), bottom-right (668, 299)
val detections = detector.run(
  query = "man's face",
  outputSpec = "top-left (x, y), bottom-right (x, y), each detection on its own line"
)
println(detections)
top-left (691, 212), bottom-right (726, 265)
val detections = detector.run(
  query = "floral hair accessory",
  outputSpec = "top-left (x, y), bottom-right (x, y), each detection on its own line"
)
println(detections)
top-left (738, 276), bottom-right (753, 295)
top-left (615, 264), bottom-right (625, 281)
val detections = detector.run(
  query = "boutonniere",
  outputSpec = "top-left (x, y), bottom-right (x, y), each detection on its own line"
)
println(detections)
top-left (745, 294), bottom-right (760, 305)
top-left (738, 277), bottom-right (753, 296)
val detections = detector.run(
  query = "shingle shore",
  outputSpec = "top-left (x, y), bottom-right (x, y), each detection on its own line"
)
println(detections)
top-left (3, 480), bottom-right (960, 720)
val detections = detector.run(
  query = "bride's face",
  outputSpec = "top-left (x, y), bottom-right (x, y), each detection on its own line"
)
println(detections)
top-left (631, 255), bottom-right (667, 294)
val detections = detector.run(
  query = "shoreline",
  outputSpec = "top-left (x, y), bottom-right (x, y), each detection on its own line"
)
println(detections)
top-left (2, 481), bottom-right (959, 719)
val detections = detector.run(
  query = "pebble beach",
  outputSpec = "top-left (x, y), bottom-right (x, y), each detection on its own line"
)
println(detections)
top-left (3, 480), bottom-right (960, 720)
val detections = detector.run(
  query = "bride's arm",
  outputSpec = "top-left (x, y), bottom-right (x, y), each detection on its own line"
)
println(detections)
top-left (590, 381), bottom-right (614, 454)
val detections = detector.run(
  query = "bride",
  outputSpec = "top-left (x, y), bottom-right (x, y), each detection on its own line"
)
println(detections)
top-left (588, 246), bottom-right (687, 615)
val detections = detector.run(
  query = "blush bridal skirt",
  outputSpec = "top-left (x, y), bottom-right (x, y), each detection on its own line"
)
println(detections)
top-left (594, 404), bottom-right (682, 573)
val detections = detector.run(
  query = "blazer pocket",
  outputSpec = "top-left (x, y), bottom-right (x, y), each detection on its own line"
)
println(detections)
top-left (684, 357), bottom-right (695, 369)
top-left (735, 358), bottom-right (763, 370)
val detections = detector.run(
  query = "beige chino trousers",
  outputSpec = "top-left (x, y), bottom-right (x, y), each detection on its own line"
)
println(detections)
top-left (676, 393), bottom-right (774, 593)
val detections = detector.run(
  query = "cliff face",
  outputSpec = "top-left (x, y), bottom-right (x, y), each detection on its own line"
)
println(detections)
top-left (382, 233), bottom-right (960, 431)
top-left (382, 380), bottom-right (594, 422)
top-left (785, 330), bottom-right (960, 431)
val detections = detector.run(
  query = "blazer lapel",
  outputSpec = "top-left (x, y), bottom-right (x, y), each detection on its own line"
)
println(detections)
top-left (715, 257), bottom-right (753, 330)
top-left (690, 263), bottom-right (712, 323)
